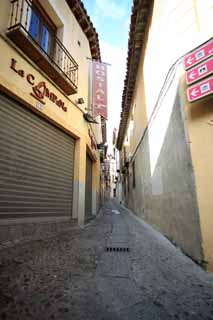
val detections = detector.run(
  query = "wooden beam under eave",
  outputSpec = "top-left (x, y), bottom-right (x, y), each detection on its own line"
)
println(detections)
top-left (76, 15), bottom-right (86, 25)
top-left (83, 25), bottom-right (91, 34)
top-left (90, 39), bottom-right (97, 47)
top-left (85, 29), bottom-right (93, 38)
top-left (71, 3), bottom-right (80, 13)
top-left (80, 19), bottom-right (89, 30)
top-left (67, 0), bottom-right (77, 7)
top-left (87, 34), bottom-right (97, 42)
top-left (90, 43), bottom-right (98, 50)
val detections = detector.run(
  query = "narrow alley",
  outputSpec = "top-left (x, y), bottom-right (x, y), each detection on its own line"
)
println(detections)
top-left (0, 0), bottom-right (213, 319)
top-left (1, 200), bottom-right (213, 320)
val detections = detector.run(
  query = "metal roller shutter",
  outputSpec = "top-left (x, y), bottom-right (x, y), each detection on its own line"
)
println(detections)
top-left (0, 93), bottom-right (75, 220)
top-left (85, 154), bottom-right (92, 218)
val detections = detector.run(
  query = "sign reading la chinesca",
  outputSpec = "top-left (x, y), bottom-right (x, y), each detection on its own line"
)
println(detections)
top-left (10, 58), bottom-right (67, 112)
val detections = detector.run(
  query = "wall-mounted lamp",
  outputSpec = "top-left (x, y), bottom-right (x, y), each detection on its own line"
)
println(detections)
top-left (83, 113), bottom-right (99, 124)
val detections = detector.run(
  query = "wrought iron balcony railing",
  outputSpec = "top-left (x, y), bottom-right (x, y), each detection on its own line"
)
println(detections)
top-left (7, 0), bottom-right (78, 95)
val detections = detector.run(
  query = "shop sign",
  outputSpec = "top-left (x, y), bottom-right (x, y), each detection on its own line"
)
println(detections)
top-left (187, 77), bottom-right (213, 102)
top-left (92, 61), bottom-right (108, 119)
top-left (186, 58), bottom-right (213, 85)
top-left (10, 58), bottom-right (67, 112)
top-left (183, 39), bottom-right (213, 70)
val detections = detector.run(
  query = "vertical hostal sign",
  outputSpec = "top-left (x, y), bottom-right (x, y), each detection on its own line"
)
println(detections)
top-left (92, 61), bottom-right (108, 119)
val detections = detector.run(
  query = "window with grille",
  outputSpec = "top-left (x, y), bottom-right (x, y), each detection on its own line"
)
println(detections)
top-left (29, 1), bottom-right (56, 56)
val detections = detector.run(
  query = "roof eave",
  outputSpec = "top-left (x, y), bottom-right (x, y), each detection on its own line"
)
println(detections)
top-left (66, 0), bottom-right (101, 61)
top-left (116, 0), bottom-right (153, 150)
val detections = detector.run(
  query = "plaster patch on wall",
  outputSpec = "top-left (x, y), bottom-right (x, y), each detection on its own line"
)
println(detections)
top-left (151, 166), bottom-right (163, 195)
top-left (148, 66), bottom-right (181, 176)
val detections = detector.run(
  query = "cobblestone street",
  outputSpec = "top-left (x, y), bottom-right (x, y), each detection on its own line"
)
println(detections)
top-left (0, 200), bottom-right (213, 320)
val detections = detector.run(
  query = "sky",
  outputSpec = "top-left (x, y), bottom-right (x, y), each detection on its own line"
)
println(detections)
top-left (83, 0), bottom-right (132, 154)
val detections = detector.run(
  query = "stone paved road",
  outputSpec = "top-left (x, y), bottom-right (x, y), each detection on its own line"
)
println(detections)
top-left (0, 200), bottom-right (213, 319)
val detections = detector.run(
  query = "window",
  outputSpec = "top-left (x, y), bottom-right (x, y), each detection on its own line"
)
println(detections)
top-left (7, 0), bottom-right (78, 95)
top-left (132, 161), bottom-right (136, 188)
top-left (29, 1), bottom-right (56, 56)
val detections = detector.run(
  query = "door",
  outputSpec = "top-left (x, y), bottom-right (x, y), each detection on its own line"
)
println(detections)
top-left (0, 93), bottom-right (75, 221)
top-left (85, 154), bottom-right (93, 219)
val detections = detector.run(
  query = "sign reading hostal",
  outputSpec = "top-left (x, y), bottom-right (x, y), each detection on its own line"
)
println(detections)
top-left (184, 39), bottom-right (213, 70)
top-left (187, 77), bottom-right (213, 102)
top-left (92, 61), bottom-right (108, 119)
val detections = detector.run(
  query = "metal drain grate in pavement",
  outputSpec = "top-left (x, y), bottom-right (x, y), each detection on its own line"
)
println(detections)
top-left (106, 247), bottom-right (129, 252)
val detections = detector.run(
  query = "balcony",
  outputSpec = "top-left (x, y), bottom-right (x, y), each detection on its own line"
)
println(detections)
top-left (7, 0), bottom-right (78, 95)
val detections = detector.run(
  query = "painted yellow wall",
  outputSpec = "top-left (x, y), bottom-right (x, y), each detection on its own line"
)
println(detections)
top-left (0, 0), bottom-right (102, 224)
top-left (123, 0), bottom-right (213, 155)
top-left (0, 0), bottom-right (10, 32)
top-left (144, 0), bottom-right (213, 271)
top-left (0, 0), bottom-right (92, 114)
top-left (0, 36), bottom-right (87, 139)
top-left (181, 77), bottom-right (213, 271)
top-left (142, 0), bottom-right (213, 270)
top-left (122, 0), bottom-right (213, 269)
top-left (125, 52), bottom-right (148, 158)
top-left (40, 0), bottom-right (92, 111)
top-left (143, 0), bottom-right (212, 122)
